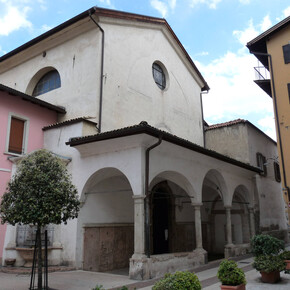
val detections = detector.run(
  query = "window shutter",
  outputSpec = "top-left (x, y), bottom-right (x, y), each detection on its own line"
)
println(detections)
top-left (8, 117), bottom-right (25, 154)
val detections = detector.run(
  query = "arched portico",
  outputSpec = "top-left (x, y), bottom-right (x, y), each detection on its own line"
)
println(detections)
top-left (78, 167), bottom-right (134, 273)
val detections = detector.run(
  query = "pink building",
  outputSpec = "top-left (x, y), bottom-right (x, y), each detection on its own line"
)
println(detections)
top-left (0, 84), bottom-right (65, 264)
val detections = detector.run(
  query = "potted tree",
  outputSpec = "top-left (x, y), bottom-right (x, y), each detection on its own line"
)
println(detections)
top-left (217, 259), bottom-right (246, 290)
top-left (251, 234), bottom-right (285, 283)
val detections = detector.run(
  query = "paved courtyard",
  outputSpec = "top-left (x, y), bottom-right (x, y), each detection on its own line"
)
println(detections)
top-left (1, 256), bottom-right (290, 290)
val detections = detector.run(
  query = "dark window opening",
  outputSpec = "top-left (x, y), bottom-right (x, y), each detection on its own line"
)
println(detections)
top-left (32, 70), bottom-right (61, 97)
top-left (288, 83), bottom-right (290, 103)
top-left (282, 44), bottom-right (290, 64)
top-left (152, 63), bottom-right (166, 90)
top-left (256, 153), bottom-right (267, 177)
top-left (8, 117), bottom-right (25, 154)
top-left (274, 161), bottom-right (281, 182)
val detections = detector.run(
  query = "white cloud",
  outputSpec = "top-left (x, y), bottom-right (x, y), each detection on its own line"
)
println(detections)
top-left (41, 24), bottom-right (52, 32)
top-left (283, 6), bottom-right (290, 17)
top-left (151, 0), bottom-right (168, 17)
top-left (98, 0), bottom-right (115, 9)
top-left (258, 116), bottom-right (277, 140)
top-left (195, 51), bottom-right (209, 56)
top-left (196, 50), bottom-right (274, 136)
top-left (259, 15), bottom-right (272, 32)
top-left (0, 2), bottom-right (32, 36)
top-left (189, 0), bottom-right (222, 9)
top-left (233, 19), bottom-right (259, 45)
top-left (150, 0), bottom-right (177, 17)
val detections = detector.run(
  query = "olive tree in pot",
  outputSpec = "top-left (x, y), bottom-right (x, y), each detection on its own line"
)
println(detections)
top-left (251, 234), bottom-right (285, 283)
top-left (217, 259), bottom-right (246, 290)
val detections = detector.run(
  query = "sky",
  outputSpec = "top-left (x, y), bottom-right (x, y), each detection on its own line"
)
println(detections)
top-left (1, 0), bottom-right (290, 140)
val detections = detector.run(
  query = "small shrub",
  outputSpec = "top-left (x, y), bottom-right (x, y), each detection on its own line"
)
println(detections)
top-left (253, 255), bottom-right (285, 273)
top-left (118, 287), bottom-right (129, 290)
top-left (153, 271), bottom-right (201, 290)
top-left (250, 234), bottom-right (284, 256)
top-left (217, 260), bottom-right (246, 286)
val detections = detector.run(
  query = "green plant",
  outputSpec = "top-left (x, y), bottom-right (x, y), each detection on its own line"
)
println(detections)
top-left (250, 234), bottom-right (284, 256)
top-left (253, 255), bottom-right (286, 273)
top-left (280, 250), bottom-right (290, 260)
top-left (217, 259), bottom-right (246, 286)
top-left (92, 285), bottom-right (104, 290)
top-left (152, 271), bottom-right (201, 290)
top-left (118, 287), bottom-right (128, 290)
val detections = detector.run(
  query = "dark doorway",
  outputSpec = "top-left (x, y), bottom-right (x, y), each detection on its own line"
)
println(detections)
top-left (152, 183), bottom-right (171, 254)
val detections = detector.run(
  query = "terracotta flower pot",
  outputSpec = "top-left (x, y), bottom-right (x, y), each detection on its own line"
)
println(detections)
top-left (220, 284), bottom-right (246, 290)
top-left (285, 260), bottom-right (290, 270)
top-left (260, 271), bottom-right (280, 283)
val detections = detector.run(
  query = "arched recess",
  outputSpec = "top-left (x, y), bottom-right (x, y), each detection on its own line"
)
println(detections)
top-left (231, 185), bottom-right (251, 244)
top-left (78, 167), bottom-right (134, 273)
top-left (201, 169), bottom-right (228, 260)
top-left (26, 66), bottom-right (61, 96)
top-left (149, 171), bottom-right (197, 255)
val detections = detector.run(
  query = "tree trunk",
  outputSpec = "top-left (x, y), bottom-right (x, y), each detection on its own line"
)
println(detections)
top-left (37, 226), bottom-right (42, 290)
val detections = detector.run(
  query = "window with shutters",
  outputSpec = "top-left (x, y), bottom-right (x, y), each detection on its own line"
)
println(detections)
top-left (6, 114), bottom-right (29, 155)
top-left (256, 152), bottom-right (267, 177)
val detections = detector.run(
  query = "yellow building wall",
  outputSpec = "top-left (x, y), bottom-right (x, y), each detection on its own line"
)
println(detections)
top-left (267, 25), bottom-right (290, 219)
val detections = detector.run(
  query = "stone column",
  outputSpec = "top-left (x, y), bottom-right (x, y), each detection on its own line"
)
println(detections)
top-left (225, 206), bottom-right (233, 246)
top-left (249, 207), bottom-right (256, 238)
top-left (193, 203), bottom-right (203, 249)
top-left (132, 195), bottom-right (146, 258)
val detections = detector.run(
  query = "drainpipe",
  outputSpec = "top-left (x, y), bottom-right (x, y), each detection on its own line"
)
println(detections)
top-left (145, 135), bottom-right (163, 258)
top-left (89, 8), bottom-right (104, 133)
top-left (200, 90), bottom-right (209, 148)
top-left (249, 50), bottom-right (289, 198)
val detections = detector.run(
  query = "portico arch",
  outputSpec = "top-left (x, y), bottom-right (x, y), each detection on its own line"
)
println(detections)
top-left (201, 169), bottom-right (228, 259)
top-left (149, 171), bottom-right (198, 255)
top-left (78, 167), bottom-right (134, 273)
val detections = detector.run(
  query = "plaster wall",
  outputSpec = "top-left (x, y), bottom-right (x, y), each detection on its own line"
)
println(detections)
top-left (0, 19), bottom-right (204, 145)
top-left (0, 91), bottom-right (57, 264)
top-left (247, 125), bottom-right (287, 232)
top-left (266, 26), bottom-right (290, 219)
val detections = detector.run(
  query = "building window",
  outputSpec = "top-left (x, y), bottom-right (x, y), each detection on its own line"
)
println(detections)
top-left (282, 44), bottom-right (290, 64)
top-left (6, 115), bottom-right (29, 155)
top-left (274, 161), bottom-right (281, 182)
top-left (32, 70), bottom-right (61, 97)
top-left (288, 83), bottom-right (290, 103)
top-left (152, 62), bottom-right (166, 90)
top-left (256, 153), bottom-right (267, 176)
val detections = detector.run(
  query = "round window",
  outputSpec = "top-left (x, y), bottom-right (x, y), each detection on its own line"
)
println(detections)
top-left (152, 62), bottom-right (166, 90)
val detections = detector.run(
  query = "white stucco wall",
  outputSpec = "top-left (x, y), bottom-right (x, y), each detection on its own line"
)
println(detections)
top-left (0, 18), bottom-right (204, 145)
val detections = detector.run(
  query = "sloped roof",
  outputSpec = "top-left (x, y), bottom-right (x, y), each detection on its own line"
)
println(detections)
top-left (205, 118), bottom-right (276, 144)
top-left (43, 117), bottom-right (97, 130)
top-left (66, 121), bottom-right (261, 173)
top-left (246, 15), bottom-right (290, 66)
top-left (0, 7), bottom-right (209, 91)
top-left (0, 83), bottom-right (66, 113)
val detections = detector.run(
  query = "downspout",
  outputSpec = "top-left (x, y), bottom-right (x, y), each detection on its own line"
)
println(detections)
top-left (249, 50), bottom-right (289, 197)
top-left (200, 90), bottom-right (209, 148)
top-left (89, 8), bottom-right (104, 133)
top-left (145, 135), bottom-right (163, 258)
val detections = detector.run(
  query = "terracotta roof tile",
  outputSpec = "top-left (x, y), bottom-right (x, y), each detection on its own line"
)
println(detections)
top-left (43, 117), bottom-right (97, 131)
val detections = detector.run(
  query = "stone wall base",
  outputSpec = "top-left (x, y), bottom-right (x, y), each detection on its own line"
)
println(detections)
top-left (224, 243), bottom-right (251, 259)
top-left (129, 249), bottom-right (207, 280)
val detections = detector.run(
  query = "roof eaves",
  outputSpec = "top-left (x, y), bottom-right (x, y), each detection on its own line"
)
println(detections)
top-left (43, 117), bottom-right (97, 131)
top-left (66, 122), bottom-right (261, 173)
top-left (0, 83), bottom-right (66, 114)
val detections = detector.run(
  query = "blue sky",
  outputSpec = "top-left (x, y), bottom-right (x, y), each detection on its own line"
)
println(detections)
top-left (1, 0), bottom-right (290, 139)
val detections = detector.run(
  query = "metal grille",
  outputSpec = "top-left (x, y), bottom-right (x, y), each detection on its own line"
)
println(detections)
top-left (16, 225), bottom-right (54, 247)
top-left (152, 63), bottom-right (166, 90)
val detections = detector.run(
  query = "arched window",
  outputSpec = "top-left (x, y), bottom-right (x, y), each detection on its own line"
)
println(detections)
top-left (32, 70), bottom-right (61, 97)
top-left (152, 62), bottom-right (167, 90)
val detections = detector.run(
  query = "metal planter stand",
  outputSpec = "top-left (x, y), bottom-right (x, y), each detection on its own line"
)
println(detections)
top-left (29, 229), bottom-right (48, 290)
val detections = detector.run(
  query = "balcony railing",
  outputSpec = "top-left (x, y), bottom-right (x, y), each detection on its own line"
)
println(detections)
top-left (254, 66), bottom-right (270, 80)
